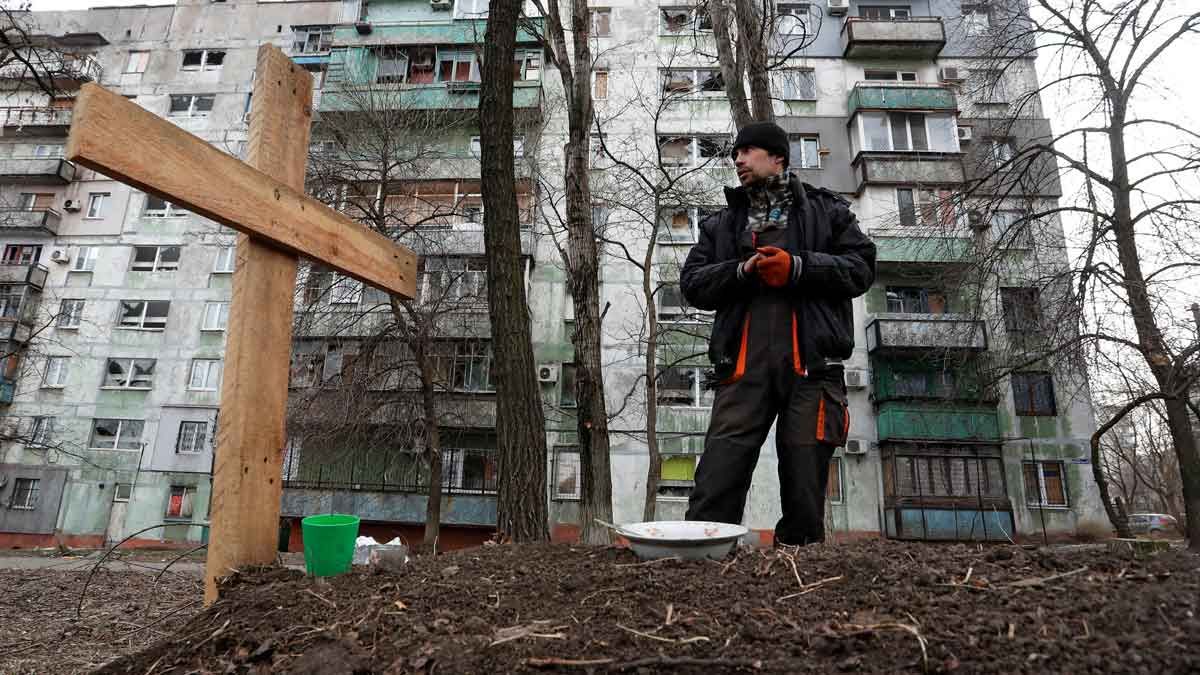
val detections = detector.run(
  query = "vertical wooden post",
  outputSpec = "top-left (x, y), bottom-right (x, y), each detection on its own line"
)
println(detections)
top-left (204, 45), bottom-right (312, 603)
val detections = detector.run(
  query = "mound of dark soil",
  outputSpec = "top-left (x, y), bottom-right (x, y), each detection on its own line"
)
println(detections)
top-left (95, 539), bottom-right (1200, 674)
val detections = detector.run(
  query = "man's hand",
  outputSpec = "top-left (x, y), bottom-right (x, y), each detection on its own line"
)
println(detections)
top-left (755, 246), bottom-right (792, 288)
top-left (741, 252), bottom-right (763, 277)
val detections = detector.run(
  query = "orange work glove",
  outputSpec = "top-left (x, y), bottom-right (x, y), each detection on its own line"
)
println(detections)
top-left (755, 246), bottom-right (792, 288)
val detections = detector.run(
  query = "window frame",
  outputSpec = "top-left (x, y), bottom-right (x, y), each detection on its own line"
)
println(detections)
top-left (168, 93), bottom-right (216, 118)
top-left (657, 135), bottom-right (729, 167)
top-left (559, 362), bottom-right (577, 408)
top-left (130, 245), bottom-right (182, 272)
top-left (1023, 460), bottom-right (1069, 507)
top-left (860, 5), bottom-right (912, 20)
top-left (88, 418), bottom-right (145, 451)
top-left (85, 192), bottom-right (110, 219)
top-left (188, 359), bottom-right (223, 391)
top-left (1011, 371), bottom-right (1057, 417)
top-left (590, 8), bottom-right (612, 37)
top-left (592, 69), bottom-right (609, 100)
top-left (788, 135), bottom-right (821, 169)
top-left (659, 6), bottom-right (712, 34)
top-left (180, 49), bottom-right (226, 72)
top-left (71, 246), bottom-right (99, 272)
top-left (57, 298), bottom-right (85, 329)
top-left (656, 365), bottom-right (713, 408)
top-left (660, 67), bottom-right (725, 97)
top-left (552, 445), bottom-right (581, 500)
top-left (117, 300), bottom-right (171, 331)
top-left (291, 26), bottom-right (334, 55)
top-left (29, 416), bottom-right (54, 447)
top-left (202, 301), bottom-right (229, 331)
top-left (102, 357), bottom-right (158, 390)
top-left (773, 68), bottom-right (817, 101)
top-left (42, 355), bottom-right (69, 388)
top-left (213, 246), bottom-right (236, 273)
top-left (778, 3), bottom-right (813, 35)
top-left (10, 477), bottom-right (39, 510)
top-left (125, 51), bottom-right (150, 74)
top-left (176, 421), bottom-right (209, 454)
top-left (164, 485), bottom-right (197, 520)
top-left (143, 194), bottom-right (189, 218)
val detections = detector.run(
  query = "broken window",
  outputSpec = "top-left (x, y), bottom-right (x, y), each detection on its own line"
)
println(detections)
top-left (89, 418), bottom-right (144, 450)
top-left (181, 50), bottom-right (225, 71)
top-left (431, 341), bottom-right (495, 392)
top-left (292, 26), bottom-right (333, 54)
top-left (176, 421), bottom-right (209, 454)
top-left (165, 485), bottom-right (196, 519)
top-left (131, 245), bottom-right (181, 272)
top-left (885, 286), bottom-right (949, 314)
top-left (661, 7), bottom-right (692, 33)
top-left (168, 94), bottom-right (215, 117)
top-left (661, 68), bottom-right (723, 96)
top-left (1023, 461), bottom-right (1068, 506)
top-left (656, 366), bottom-right (712, 407)
top-left (29, 417), bottom-right (53, 447)
top-left (437, 49), bottom-right (479, 83)
top-left (375, 46), bottom-right (408, 84)
top-left (119, 300), bottom-right (171, 330)
top-left (144, 195), bottom-right (188, 217)
top-left (103, 358), bottom-right (157, 389)
top-left (406, 47), bottom-right (436, 84)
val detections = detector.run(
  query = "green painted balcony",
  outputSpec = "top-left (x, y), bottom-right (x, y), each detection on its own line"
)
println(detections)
top-left (841, 17), bottom-right (946, 60)
top-left (876, 401), bottom-right (1001, 442)
top-left (847, 83), bottom-right (957, 115)
top-left (867, 315), bottom-right (988, 354)
top-left (332, 19), bottom-right (543, 46)
top-left (0, 208), bottom-right (60, 236)
top-left (871, 357), bottom-right (1000, 404)
top-left (872, 235), bottom-right (972, 267)
top-left (318, 81), bottom-right (541, 114)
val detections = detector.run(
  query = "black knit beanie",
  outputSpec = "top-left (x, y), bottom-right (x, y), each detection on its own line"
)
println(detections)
top-left (730, 121), bottom-right (790, 167)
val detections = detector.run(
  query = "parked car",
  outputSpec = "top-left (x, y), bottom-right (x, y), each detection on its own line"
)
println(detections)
top-left (1128, 513), bottom-right (1178, 535)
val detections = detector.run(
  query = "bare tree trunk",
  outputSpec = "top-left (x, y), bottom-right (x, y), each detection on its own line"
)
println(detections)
top-left (481, 0), bottom-right (549, 542)
top-left (1106, 102), bottom-right (1200, 549)
top-left (642, 236), bottom-right (660, 522)
top-left (418, 344), bottom-right (444, 552)
top-left (560, 0), bottom-right (613, 545)
top-left (709, 0), bottom-right (753, 130)
top-left (734, 0), bottom-right (773, 122)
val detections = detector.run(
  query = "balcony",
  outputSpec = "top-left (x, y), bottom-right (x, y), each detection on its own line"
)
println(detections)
top-left (0, 50), bottom-right (102, 87)
top-left (0, 209), bottom-right (61, 236)
top-left (866, 315), bottom-right (988, 353)
top-left (0, 107), bottom-right (72, 135)
top-left (870, 357), bottom-right (999, 404)
top-left (872, 235), bottom-right (972, 267)
top-left (841, 17), bottom-right (946, 60)
top-left (0, 264), bottom-right (49, 290)
top-left (318, 81), bottom-right (542, 117)
top-left (0, 377), bottom-right (13, 405)
top-left (847, 82), bottom-right (957, 115)
top-left (0, 158), bottom-right (76, 184)
top-left (876, 401), bottom-right (1001, 442)
top-left (852, 152), bottom-right (964, 193)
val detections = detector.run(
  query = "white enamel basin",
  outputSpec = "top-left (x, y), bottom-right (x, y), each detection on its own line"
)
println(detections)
top-left (615, 520), bottom-right (749, 560)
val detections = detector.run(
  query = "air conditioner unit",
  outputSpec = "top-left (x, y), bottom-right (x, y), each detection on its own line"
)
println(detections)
top-left (62, 199), bottom-right (81, 212)
top-left (844, 369), bottom-right (868, 389)
top-left (537, 364), bottom-right (559, 383)
top-left (957, 125), bottom-right (973, 142)
top-left (939, 67), bottom-right (964, 83)
top-left (843, 439), bottom-right (867, 455)
top-left (354, 20), bottom-right (372, 35)
top-left (826, 0), bottom-right (849, 16)
top-left (49, 249), bottom-right (69, 264)
top-left (430, 0), bottom-right (451, 9)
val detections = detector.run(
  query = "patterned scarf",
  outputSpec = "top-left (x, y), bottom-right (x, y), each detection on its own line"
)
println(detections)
top-left (745, 172), bottom-right (792, 234)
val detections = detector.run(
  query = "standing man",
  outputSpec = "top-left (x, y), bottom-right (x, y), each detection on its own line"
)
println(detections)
top-left (681, 122), bottom-right (876, 546)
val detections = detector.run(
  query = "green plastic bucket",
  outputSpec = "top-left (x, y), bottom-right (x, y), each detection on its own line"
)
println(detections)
top-left (301, 514), bottom-right (360, 577)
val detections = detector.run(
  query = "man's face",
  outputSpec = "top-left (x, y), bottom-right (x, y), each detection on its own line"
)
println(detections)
top-left (733, 146), bottom-right (784, 186)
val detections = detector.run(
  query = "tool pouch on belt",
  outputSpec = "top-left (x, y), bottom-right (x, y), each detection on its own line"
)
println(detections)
top-left (815, 382), bottom-right (850, 447)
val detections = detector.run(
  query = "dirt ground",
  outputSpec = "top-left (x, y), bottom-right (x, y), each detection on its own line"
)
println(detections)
top-left (1, 540), bottom-right (1197, 674)
top-left (0, 539), bottom-right (1177, 674)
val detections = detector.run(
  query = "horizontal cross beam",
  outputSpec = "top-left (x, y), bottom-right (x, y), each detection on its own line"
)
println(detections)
top-left (65, 82), bottom-right (417, 299)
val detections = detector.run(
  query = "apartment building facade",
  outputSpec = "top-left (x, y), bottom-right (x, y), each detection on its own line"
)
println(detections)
top-left (0, 0), bottom-right (1106, 549)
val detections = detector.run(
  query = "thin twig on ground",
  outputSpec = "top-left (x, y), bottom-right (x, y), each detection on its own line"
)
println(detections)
top-left (616, 623), bottom-right (709, 644)
top-left (776, 575), bottom-right (843, 602)
top-left (1006, 566), bottom-right (1088, 588)
top-left (303, 588), bottom-right (338, 608)
top-left (615, 556), bottom-right (680, 567)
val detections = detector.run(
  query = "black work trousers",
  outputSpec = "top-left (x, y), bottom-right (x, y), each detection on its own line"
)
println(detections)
top-left (685, 289), bottom-right (848, 546)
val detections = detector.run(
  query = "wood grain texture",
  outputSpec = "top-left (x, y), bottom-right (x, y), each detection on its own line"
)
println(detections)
top-left (65, 80), bottom-right (416, 298)
top-left (203, 46), bottom-right (308, 604)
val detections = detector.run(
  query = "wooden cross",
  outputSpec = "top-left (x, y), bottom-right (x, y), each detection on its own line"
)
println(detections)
top-left (65, 45), bottom-right (418, 603)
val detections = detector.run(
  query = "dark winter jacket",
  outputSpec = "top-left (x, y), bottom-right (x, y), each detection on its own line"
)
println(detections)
top-left (680, 175), bottom-right (876, 384)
